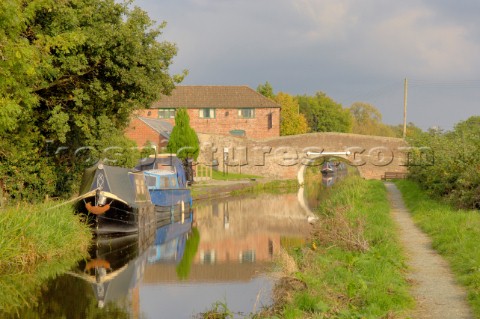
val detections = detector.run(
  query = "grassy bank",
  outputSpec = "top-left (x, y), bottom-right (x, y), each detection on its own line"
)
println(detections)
top-left (396, 180), bottom-right (480, 318)
top-left (230, 179), bottom-right (299, 196)
top-left (270, 176), bottom-right (413, 318)
top-left (0, 202), bottom-right (92, 313)
top-left (212, 170), bottom-right (260, 181)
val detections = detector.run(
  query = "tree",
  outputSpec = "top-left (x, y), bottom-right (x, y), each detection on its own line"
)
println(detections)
top-left (167, 109), bottom-right (199, 160)
top-left (297, 92), bottom-right (352, 133)
top-left (275, 92), bottom-right (309, 136)
top-left (349, 102), bottom-right (397, 137)
top-left (407, 115), bottom-right (480, 209)
top-left (0, 0), bottom-right (184, 201)
top-left (256, 81), bottom-right (275, 99)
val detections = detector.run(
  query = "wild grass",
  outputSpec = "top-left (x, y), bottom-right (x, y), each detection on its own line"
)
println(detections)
top-left (0, 202), bottom-right (92, 313)
top-left (274, 176), bottom-right (413, 318)
top-left (396, 179), bottom-right (480, 318)
top-left (212, 170), bottom-right (261, 181)
top-left (230, 179), bottom-right (299, 196)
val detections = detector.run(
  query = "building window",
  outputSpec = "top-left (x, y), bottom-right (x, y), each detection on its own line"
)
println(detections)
top-left (199, 108), bottom-right (215, 119)
top-left (200, 250), bottom-right (216, 264)
top-left (239, 250), bottom-right (256, 263)
top-left (158, 109), bottom-right (176, 119)
top-left (268, 112), bottom-right (273, 129)
top-left (238, 108), bottom-right (255, 119)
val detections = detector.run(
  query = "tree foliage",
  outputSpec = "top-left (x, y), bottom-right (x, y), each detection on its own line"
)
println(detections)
top-left (408, 116), bottom-right (480, 209)
top-left (166, 109), bottom-right (199, 160)
top-left (297, 92), bottom-right (352, 133)
top-left (274, 92), bottom-right (309, 136)
top-left (0, 0), bottom-right (184, 201)
top-left (256, 81), bottom-right (275, 99)
top-left (349, 102), bottom-right (398, 137)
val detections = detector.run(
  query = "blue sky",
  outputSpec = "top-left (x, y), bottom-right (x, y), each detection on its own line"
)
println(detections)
top-left (133, 0), bottom-right (480, 130)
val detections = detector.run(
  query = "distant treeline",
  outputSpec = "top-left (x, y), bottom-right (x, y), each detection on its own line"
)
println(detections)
top-left (256, 81), bottom-right (418, 138)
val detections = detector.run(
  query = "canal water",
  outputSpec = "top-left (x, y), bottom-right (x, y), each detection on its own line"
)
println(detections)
top-left (3, 189), bottom-right (321, 319)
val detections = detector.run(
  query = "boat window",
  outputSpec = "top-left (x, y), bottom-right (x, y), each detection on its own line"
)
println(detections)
top-left (160, 176), bottom-right (169, 188)
top-left (145, 175), bottom-right (157, 188)
top-left (132, 173), bottom-right (150, 202)
top-left (169, 176), bottom-right (178, 187)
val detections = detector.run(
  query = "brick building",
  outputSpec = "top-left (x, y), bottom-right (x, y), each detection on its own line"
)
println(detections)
top-left (124, 116), bottom-right (173, 150)
top-left (135, 85), bottom-right (281, 140)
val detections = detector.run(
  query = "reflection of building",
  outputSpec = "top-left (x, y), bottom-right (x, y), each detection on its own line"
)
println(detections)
top-left (143, 193), bottom-right (310, 284)
top-left (195, 194), bottom-right (310, 265)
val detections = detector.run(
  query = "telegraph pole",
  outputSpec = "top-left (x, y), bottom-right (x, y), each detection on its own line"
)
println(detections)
top-left (403, 78), bottom-right (408, 138)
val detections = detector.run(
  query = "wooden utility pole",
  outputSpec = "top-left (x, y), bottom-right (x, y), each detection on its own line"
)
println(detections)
top-left (403, 78), bottom-right (408, 138)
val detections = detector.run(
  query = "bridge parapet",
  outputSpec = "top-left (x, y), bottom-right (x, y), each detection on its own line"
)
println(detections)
top-left (196, 132), bottom-right (409, 180)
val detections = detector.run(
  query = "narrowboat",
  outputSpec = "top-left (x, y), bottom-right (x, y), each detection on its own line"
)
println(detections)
top-left (74, 162), bottom-right (155, 234)
top-left (136, 154), bottom-right (193, 228)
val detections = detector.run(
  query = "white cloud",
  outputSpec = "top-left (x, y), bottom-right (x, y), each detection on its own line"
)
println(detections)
top-left (292, 0), bottom-right (357, 41)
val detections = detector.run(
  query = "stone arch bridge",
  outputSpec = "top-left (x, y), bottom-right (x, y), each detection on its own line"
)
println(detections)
top-left (196, 132), bottom-right (410, 180)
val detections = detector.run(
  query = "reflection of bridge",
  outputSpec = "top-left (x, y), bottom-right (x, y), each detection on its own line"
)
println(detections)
top-left (198, 132), bottom-right (408, 180)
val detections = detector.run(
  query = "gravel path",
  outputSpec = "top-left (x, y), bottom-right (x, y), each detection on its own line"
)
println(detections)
top-left (385, 182), bottom-right (473, 319)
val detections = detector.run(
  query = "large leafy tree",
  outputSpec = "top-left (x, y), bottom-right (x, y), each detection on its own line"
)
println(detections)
top-left (297, 92), bottom-right (352, 133)
top-left (275, 92), bottom-right (309, 136)
top-left (0, 0), bottom-right (184, 201)
top-left (349, 102), bottom-right (397, 137)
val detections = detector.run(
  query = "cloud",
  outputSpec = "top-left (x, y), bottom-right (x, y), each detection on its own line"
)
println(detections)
top-left (368, 6), bottom-right (480, 77)
top-left (292, 0), bottom-right (357, 41)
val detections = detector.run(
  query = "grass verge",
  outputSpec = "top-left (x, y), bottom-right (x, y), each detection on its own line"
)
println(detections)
top-left (0, 202), bottom-right (92, 314)
top-left (396, 179), bottom-right (480, 318)
top-left (230, 179), bottom-right (299, 196)
top-left (212, 170), bottom-right (261, 181)
top-left (268, 176), bottom-right (413, 318)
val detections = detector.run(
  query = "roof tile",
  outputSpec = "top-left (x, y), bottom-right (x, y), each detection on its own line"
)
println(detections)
top-left (151, 85), bottom-right (280, 109)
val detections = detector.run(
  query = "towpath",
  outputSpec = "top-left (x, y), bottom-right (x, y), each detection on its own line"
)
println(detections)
top-left (385, 182), bottom-right (473, 319)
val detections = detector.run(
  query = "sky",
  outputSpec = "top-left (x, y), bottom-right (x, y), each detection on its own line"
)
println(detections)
top-left (133, 0), bottom-right (480, 131)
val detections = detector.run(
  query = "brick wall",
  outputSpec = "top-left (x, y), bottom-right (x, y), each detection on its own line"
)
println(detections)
top-left (196, 132), bottom-right (410, 180)
top-left (137, 107), bottom-right (280, 139)
top-left (124, 117), bottom-right (168, 150)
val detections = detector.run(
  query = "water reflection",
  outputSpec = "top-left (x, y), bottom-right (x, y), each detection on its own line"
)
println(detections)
top-left (301, 162), bottom-right (349, 211)
top-left (4, 193), bottom-right (312, 318)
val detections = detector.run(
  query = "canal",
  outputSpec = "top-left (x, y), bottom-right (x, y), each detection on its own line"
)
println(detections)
top-left (3, 187), bottom-right (322, 318)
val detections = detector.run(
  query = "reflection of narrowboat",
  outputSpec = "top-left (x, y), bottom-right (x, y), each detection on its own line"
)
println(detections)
top-left (68, 213), bottom-right (193, 308)
top-left (74, 162), bottom-right (155, 234)
top-left (68, 230), bottom-right (154, 308)
top-left (147, 211), bottom-right (193, 264)
top-left (136, 155), bottom-right (193, 228)
top-left (321, 161), bottom-right (348, 175)
top-left (321, 161), bottom-right (335, 174)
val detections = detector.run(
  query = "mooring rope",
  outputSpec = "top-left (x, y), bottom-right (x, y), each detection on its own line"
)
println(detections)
top-left (44, 187), bottom-right (100, 211)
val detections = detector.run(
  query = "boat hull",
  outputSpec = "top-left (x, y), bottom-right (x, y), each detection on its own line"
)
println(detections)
top-left (75, 194), bottom-right (155, 235)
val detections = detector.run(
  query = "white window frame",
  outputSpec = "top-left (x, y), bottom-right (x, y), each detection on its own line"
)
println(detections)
top-left (158, 108), bottom-right (176, 119)
top-left (238, 108), bottom-right (255, 119)
top-left (199, 108), bottom-right (216, 119)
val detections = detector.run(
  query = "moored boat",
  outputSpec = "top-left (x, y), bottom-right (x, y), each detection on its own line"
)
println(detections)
top-left (74, 162), bottom-right (156, 234)
top-left (136, 154), bottom-right (193, 228)
top-left (321, 161), bottom-right (335, 174)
